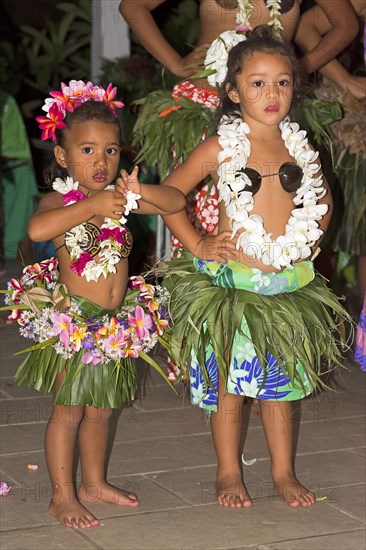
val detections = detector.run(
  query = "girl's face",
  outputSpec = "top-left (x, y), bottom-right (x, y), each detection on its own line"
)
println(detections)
top-left (54, 119), bottom-right (121, 195)
top-left (228, 51), bottom-right (293, 129)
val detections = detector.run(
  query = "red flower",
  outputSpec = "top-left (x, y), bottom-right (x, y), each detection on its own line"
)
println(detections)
top-left (36, 103), bottom-right (66, 142)
top-left (70, 252), bottom-right (93, 275)
top-left (63, 190), bottom-right (87, 205)
top-left (96, 227), bottom-right (125, 244)
top-left (102, 83), bottom-right (124, 115)
top-left (159, 105), bottom-right (182, 118)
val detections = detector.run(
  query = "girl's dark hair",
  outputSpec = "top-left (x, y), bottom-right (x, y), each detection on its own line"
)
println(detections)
top-left (44, 100), bottom-right (121, 186)
top-left (218, 25), bottom-right (302, 124)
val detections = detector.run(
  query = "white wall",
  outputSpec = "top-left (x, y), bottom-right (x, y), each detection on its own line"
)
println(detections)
top-left (91, 0), bottom-right (131, 81)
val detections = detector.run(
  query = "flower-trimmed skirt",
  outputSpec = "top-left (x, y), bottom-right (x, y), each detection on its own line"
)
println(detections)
top-left (15, 296), bottom-right (139, 408)
top-left (14, 290), bottom-right (170, 409)
top-left (161, 254), bottom-right (351, 414)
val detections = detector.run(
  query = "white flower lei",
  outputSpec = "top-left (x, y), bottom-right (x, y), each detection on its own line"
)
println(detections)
top-left (53, 177), bottom-right (141, 282)
top-left (237, 0), bottom-right (283, 37)
top-left (205, 1), bottom-right (284, 87)
top-left (217, 116), bottom-right (328, 270)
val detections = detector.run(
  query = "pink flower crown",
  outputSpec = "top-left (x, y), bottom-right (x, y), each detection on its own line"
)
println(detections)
top-left (36, 80), bottom-right (124, 143)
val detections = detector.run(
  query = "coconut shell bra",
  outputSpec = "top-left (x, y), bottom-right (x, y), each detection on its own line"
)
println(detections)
top-left (58, 223), bottom-right (133, 260)
top-left (239, 162), bottom-right (303, 195)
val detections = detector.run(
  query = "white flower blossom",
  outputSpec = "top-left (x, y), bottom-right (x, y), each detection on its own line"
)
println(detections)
top-left (205, 31), bottom-right (247, 87)
top-left (51, 176), bottom-right (136, 281)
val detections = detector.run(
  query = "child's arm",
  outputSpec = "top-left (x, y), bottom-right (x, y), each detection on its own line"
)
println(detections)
top-left (28, 189), bottom-right (127, 242)
top-left (119, 0), bottom-right (209, 78)
top-left (116, 167), bottom-right (186, 214)
top-left (161, 138), bottom-right (237, 262)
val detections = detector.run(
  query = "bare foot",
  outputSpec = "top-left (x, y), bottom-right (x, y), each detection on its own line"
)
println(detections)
top-left (272, 474), bottom-right (316, 507)
top-left (216, 473), bottom-right (253, 509)
top-left (49, 499), bottom-right (100, 528)
top-left (78, 481), bottom-right (139, 507)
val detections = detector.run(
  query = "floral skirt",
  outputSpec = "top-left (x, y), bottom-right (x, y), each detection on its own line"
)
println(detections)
top-left (15, 296), bottom-right (141, 408)
top-left (161, 254), bottom-right (351, 414)
top-left (4, 260), bottom-right (170, 408)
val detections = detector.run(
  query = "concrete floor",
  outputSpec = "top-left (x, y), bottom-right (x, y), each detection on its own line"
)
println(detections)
top-left (0, 262), bottom-right (365, 550)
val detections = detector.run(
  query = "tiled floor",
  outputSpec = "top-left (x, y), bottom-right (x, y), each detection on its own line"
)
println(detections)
top-left (1, 262), bottom-right (365, 549)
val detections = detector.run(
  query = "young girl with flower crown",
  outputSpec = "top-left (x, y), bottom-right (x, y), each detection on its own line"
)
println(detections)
top-left (3, 81), bottom-right (185, 528)
top-left (122, 26), bottom-right (351, 509)
top-left (122, 0), bottom-right (359, 251)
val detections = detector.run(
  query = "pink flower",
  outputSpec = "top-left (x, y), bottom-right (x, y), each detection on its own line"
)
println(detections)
top-left (51, 312), bottom-right (75, 347)
top-left (63, 190), bottom-right (87, 205)
top-left (129, 275), bottom-right (145, 289)
top-left (128, 306), bottom-right (153, 339)
top-left (0, 482), bottom-right (14, 496)
top-left (82, 349), bottom-right (103, 365)
top-left (103, 330), bottom-right (127, 355)
top-left (8, 309), bottom-right (21, 321)
top-left (102, 83), bottom-right (124, 114)
top-left (50, 80), bottom-right (90, 111)
top-left (124, 342), bottom-right (144, 358)
top-left (9, 278), bottom-right (24, 303)
top-left (235, 24), bottom-right (250, 32)
top-left (70, 252), bottom-right (93, 276)
top-left (96, 227), bottom-right (125, 244)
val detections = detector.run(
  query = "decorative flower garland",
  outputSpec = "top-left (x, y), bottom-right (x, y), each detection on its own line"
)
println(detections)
top-left (3, 258), bottom-right (170, 365)
top-left (205, 1), bottom-right (283, 87)
top-left (236, 0), bottom-right (283, 37)
top-left (217, 115), bottom-right (328, 269)
top-left (53, 176), bottom-right (141, 282)
top-left (36, 80), bottom-right (124, 143)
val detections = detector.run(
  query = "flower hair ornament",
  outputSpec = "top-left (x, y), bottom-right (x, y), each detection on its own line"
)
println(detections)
top-left (36, 80), bottom-right (124, 142)
top-left (204, 0), bottom-right (283, 87)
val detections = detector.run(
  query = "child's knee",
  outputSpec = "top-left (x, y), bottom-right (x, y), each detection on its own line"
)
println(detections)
top-left (84, 406), bottom-right (113, 423)
top-left (49, 404), bottom-right (85, 426)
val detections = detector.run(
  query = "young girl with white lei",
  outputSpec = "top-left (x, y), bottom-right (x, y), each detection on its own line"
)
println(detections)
top-left (4, 81), bottom-right (185, 529)
top-left (123, 26), bottom-right (351, 510)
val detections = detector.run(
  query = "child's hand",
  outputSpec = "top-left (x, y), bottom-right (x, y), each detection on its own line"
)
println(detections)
top-left (116, 166), bottom-right (141, 196)
top-left (89, 189), bottom-right (127, 220)
top-left (196, 232), bottom-right (238, 263)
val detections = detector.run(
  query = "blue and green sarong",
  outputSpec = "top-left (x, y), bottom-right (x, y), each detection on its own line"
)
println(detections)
top-left (162, 254), bottom-right (351, 414)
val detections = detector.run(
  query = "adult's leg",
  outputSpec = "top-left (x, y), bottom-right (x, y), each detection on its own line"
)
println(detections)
top-left (260, 400), bottom-right (316, 507)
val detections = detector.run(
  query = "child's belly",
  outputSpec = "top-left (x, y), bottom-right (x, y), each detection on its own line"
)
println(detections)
top-left (218, 191), bottom-right (297, 273)
top-left (57, 253), bottom-right (129, 309)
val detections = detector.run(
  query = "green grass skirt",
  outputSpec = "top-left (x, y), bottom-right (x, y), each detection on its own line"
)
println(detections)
top-left (15, 295), bottom-right (138, 408)
top-left (161, 254), bottom-right (352, 411)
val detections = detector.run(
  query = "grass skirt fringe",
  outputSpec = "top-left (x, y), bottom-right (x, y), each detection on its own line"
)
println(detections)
top-left (161, 254), bottom-right (353, 400)
top-left (15, 295), bottom-right (139, 408)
